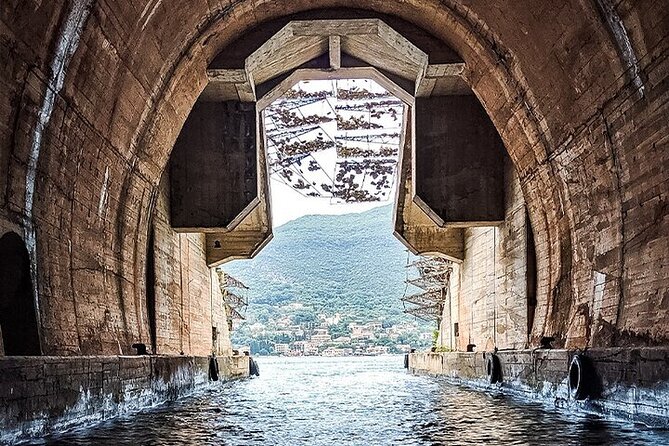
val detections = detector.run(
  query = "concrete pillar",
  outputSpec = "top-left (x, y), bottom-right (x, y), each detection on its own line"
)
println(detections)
top-left (414, 95), bottom-right (505, 225)
top-left (394, 107), bottom-right (464, 261)
top-left (169, 101), bottom-right (258, 232)
top-left (204, 110), bottom-right (273, 266)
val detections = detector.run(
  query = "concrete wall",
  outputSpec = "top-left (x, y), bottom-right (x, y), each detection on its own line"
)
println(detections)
top-left (0, 354), bottom-right (250, 444)
top-left (0, 0), bottom-right (666, 359)
top-left (438, 160), bottom-right (530, 351)
top-left (410, 348), bottom-right (669, 427)
top-left (152, 176), bottom-right (232, 357)
top-left (415, 95), bottom-right (505, 224)
top-left (0, 171), bottom-right (233, 357)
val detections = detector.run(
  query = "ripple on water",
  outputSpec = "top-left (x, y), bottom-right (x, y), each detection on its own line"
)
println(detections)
top-left (27, 356), bottom-right (669, 446)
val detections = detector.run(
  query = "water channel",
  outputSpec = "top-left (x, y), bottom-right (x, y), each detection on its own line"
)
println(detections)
top-left (29, 356), bottom-right (669, 445)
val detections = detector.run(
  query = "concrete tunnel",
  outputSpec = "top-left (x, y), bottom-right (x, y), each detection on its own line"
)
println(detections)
top-left (0, 0), bottom-right (667, 439)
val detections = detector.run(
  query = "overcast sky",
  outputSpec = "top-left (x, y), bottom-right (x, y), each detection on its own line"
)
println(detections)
top-left (269, 177), bottom-right (391, 227)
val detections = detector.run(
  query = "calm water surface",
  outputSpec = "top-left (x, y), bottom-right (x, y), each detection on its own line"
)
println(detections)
top-left (30, 356), bottom-right (669, 445)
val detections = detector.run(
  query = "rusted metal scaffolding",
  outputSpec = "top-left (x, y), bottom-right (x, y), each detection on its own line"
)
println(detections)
top-left (402, 255), bottom-right (453, 323)
top-left (218, 270), bottom-right (249, 329)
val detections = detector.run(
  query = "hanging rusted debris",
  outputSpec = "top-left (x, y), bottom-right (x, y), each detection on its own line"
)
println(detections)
top-left (263, 79), bottom-right (404, 203)
top-left (226, 306), bottom-right (245, 321)
top-left (224, 291), bottom-right (247, 308)
top-left (223, 273), bottom-right (249, 289)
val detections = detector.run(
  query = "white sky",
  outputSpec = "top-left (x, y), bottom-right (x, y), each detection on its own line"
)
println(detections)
top-left (269, 177), bottom-right (391, 227)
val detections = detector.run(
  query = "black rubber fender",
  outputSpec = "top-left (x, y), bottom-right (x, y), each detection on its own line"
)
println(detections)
top-left (568, 354), bottom-right (593, 400)
top-left (249, 357), bottom-right (260, 377)
top-left (486, 353), bottom-right (502, 384)
top-left (209, 356), bottom-right (219, 381)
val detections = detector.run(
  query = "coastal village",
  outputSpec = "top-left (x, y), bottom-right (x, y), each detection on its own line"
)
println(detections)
top-left (218, 251), bottom-right (437, 358)
top-left (238, 311), bottom-right (432, 357)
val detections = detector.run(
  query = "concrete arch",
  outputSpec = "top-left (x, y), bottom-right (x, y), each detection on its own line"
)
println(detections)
top-left (1, 0), bottom-right (666, 353)
top-left (126, 3), bottom-right (565, 349)
top-left (120, 2), bottom-right (626, 348)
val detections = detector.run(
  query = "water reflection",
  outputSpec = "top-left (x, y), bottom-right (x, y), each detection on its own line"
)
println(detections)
top-left (29, 356), bottom-right (669, 445)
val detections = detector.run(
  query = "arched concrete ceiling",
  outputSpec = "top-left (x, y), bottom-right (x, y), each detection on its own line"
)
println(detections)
top-left (1, 1), bottom-right (666, 349)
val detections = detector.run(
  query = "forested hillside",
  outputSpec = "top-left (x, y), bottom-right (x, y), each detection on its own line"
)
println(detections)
top-left (221, 205), bottom-right (432, 347)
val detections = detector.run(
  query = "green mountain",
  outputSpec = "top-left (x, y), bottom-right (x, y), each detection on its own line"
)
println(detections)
top-left (221, 205), bottom-right (429, 344)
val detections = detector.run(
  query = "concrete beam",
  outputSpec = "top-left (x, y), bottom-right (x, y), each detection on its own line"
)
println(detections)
top-left (169, 101), bottom-right (258, 232)
top-left (244, 19), bottom-right (431, 87)
top-left (258, 66), bottom-right (414, 110)
top-left (415, 63), bottom-right (468, 96)
top-left (206, 228), bottom-right (273, 267)
top-left (414, 95), bottom-right (505, 226)
top-left (202, 69), bottom-right (256, 102)
top-left (328, 35), bottom-right (341, 69)
top-left (393, 108), bottom-right (464, 261)
top-left (204, 20), bottom-right (468, 103)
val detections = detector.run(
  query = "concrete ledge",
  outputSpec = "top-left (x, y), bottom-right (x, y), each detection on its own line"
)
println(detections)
top-left (0, 354), bottom-right (250, 443)
top-left (409, 348), bottom-right (669, 427)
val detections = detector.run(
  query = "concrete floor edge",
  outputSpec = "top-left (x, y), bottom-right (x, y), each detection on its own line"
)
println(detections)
top-left (0, 355), bottom-right (250, 443)
top-left (408, 348), bottom-right (669, 428)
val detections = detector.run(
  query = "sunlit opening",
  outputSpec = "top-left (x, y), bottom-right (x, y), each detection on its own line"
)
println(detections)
top-left (218, 78), bottom-right (436, 357)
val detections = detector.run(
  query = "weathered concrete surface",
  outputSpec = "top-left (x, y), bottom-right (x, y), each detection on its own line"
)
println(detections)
top-left (0, 0), bottom-right (666, 365)
top-left (169, 100), bottom-right (258, 232)
top-left (204, 18), bottom-right (464, 104)
top-left (152, 175), bottom-right (233, 357)
top-left (463, 161), bottom-right (529, 351)
top-left (414, 95), bottom-right (506, 225)
top-left (436, 159), bottom-right (531, 351)
top-left (205, 111), bottom-right (272, 267)
top-left (0, 354), bottom-right (249, 443)
top-left (410, 348), bottom-right (669, 426)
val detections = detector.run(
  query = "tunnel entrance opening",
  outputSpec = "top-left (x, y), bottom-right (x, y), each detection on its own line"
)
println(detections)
top-left (167, 16), bottom-right (544, 357)
top-left (188, 14), bottom-right (544, 355)
top-left (0, 4), bottom-right (667, 440)
top-left (0, 232), bottom-right (41, 356)
top-left (218, 77), bottom-right (440, 355)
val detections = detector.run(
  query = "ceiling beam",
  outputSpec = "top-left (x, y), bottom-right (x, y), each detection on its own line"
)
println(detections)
top-left (204, 19), bottom-right (469, 103)
top-left (257, 66), bottom-right (414, 111)
top-left (205, 68), bottom-right (257, 102)
top-left (415, 63), bottom-right (466, 97)
top-left (329, 35), bottom-right (341, 69)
